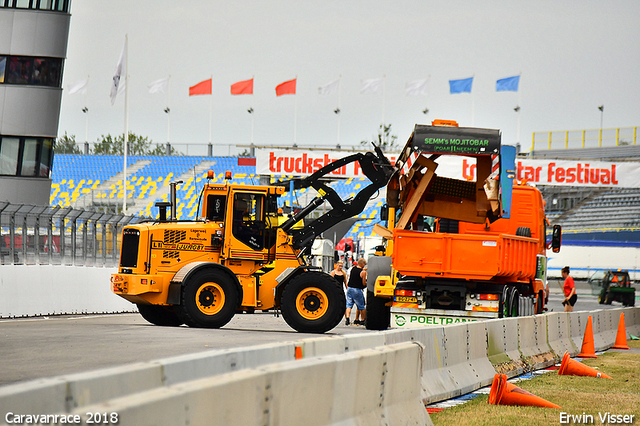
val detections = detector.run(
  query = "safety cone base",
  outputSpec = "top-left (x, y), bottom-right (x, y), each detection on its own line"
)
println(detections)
top-left (578, 316), bottom-right (598, 358)
top-left (558, 351), bottom-right (612, 379)
top-left (488, 373), bottom-right (561, 409)
top-left (611, 312), bottom-right (630, 350)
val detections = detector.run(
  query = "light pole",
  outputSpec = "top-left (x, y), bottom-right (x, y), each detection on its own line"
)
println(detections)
top-left (598, 105), bottom-right (604, 147)
top-left (82, 107), bottom-right (89, 154)
top-left (598, 105), bottom-right (604, 130)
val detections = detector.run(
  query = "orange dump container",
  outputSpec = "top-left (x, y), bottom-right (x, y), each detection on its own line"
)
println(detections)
top-left (392, 229), bottom-right (537, 281)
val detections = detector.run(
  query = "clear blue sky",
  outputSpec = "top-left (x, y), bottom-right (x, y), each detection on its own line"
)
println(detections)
top-left (58, 0), bottom-right (640, 154)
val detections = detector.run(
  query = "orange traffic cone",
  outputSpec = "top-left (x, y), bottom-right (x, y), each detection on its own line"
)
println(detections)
top-left (577, 315), bottom-right (598, 358)
top-left (611, 312), bottom-right (630, 350)
top-left (488, 374), bottom-right (561, 408)
top-left (558, 351), bottom-right (612, 379)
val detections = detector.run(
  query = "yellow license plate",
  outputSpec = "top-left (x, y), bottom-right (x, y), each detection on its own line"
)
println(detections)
top-left (396, 296), bottom-right (418, 303)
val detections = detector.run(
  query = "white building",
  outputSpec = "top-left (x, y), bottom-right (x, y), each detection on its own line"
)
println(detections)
top-left (0, 0), bottom-right (71, 205)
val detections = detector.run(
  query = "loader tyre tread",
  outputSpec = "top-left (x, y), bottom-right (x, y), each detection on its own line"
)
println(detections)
top-left (365, 290), bottom-right (390, 330)
top-left (178, 269), bottom-right (238, 328)
top-left (137, 304), bottom-right (184, 327)
top-left (281, 272), bottom-right (345, 333)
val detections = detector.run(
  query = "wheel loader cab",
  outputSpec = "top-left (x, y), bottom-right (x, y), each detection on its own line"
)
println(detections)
top-left (231, 193), bottom-right (265, 251)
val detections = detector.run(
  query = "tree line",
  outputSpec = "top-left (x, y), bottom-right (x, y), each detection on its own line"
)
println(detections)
top-left (55, 132), bottom-right (176, 156)
top-left (56, 124), bottom-right (399, 156)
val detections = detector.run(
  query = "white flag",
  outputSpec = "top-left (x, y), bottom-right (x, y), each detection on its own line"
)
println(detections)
top-left (67, 79), bottom-right (88, 95)
top-left (110, 40), bottom-right (127, 105)
top-left (360, 78), bottom-right (383, 94)
top-left (147, 77), bottom-right (169, 94)
top-left (318, 78), bottom-right (339, 95)
top-left (405, 78), bottom-right (429, 96)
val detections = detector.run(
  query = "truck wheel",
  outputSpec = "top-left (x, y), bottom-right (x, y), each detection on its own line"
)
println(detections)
top-left (136, 304), bottom-right (183, 326)
top-left (516, 227), bottom-right (532, 238)
top-left (499, 286), bottom-right (510, 318)
top-left (281, 272), bottom-right (345, 333)
top-left (178, 270), bottom-right (238, 328)
top-left (365, 255), bottom-right (392, 330)
top-left (365, 290), bottom-right (390, 330)
top-left (535, 291), bottom-right (544, 314)
top-left (508, 288), bottom-right (520, 317)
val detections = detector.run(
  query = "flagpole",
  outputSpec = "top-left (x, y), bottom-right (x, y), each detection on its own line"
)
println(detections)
top-left (294, 75), bottom-right (298, 146)
top-left (382, 75), bottom-right (386, 125)
top-left (471, 74), bottom-right (475, 127)
top-left (251, 75), bottom-right (255, 147)
top-left (84, 75), bottom-right (89, 148)
top-left (209, 74), bottom-right (213, 151)
top-left (167, 75), bottom-right (171, 145)
top-left (123, 34), bottom-right (129, 215)
top-left (337, 75), bottom-right (341, 147)
top-left (517, 73), bottom-right (522, 145)
top-left (250, 109), bottom-right (255, 146)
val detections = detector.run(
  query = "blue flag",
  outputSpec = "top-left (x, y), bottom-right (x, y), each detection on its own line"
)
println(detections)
top-left (449, 77), bottom-right (473, 94)
top-left (496, 75), bottom-right (520, 92)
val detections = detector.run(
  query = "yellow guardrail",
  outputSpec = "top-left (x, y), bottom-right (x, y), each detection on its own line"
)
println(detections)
top-left (532, 127), bottom-right (637, 151)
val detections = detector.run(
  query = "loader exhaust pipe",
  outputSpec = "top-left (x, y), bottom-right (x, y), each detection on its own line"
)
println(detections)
top-left (169, 180), bottom-right (183, 221)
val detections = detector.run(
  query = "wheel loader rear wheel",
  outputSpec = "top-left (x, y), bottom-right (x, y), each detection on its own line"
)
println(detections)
top-left (281, 272), bottom-right (345, 333)
top-left (178, 270), bottom-right (238, 328)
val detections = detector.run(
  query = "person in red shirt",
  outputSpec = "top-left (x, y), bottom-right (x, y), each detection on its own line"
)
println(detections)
top-left (562, 266), bottom-right (577, 312)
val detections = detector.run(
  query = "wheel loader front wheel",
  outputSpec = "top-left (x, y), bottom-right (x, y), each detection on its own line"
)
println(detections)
top-left (281, 272), bottom-right (345, 333)
top-left (178, 270), bottom-right (238, 328)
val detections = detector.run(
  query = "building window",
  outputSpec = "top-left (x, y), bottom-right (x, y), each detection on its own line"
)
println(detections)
top-left (0, 136), bottom-right (53, 178)
top-left (0, 56), bottom-right (5, 83)
top-left (0, 137), bottom-right (20, 175)
top-left (1, 55), bottom-right (63, 87)
top-left (0, 0), bottom-right (69, 12)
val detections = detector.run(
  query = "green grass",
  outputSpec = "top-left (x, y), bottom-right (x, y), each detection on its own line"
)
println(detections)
top-left (431, 340), bottom-right (640, 426)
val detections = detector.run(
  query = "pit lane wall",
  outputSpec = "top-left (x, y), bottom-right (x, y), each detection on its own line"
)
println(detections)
top-left (0, 266), bottom-right (131, 317)
top-left (1, 308), bottom-right (638, 426)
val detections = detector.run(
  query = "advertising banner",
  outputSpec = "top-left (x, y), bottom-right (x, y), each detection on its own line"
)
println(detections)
top-left (255, 149), bottom-right (640, 188)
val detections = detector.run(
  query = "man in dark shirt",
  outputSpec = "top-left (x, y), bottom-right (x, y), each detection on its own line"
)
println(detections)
top-left (345, 258), bottom-right (366, 325)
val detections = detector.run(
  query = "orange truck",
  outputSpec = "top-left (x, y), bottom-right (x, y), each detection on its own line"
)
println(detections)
top-left (365, 120), bottom-right (562, 329)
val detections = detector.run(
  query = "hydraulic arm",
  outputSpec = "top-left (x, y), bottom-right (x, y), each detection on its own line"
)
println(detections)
top-left (276, 145), bottom-right (395, 252)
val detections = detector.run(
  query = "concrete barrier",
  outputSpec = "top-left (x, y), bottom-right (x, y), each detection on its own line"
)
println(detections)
top-left (517, 315), bottom-right (555, 369)
top-left (546, 312), bottom-right (579, 357)
top-left (486, 317), bottom-right (525, 376)
top-left (0, 265), bottom-right (132, 318)
top-left (621, 307), bottom-right (640, 335)
top-left (66, 343), bottom-right (431, 426)
top-left (157, 342), bottom-right (297, 386)
top-left (0, 341), bottom-right (302, 417)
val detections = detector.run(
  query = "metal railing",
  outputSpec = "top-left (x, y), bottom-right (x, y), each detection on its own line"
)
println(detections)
top-left (531, 126), bottom-right (637, 151)
top-left (0, 202), bottom-right (144, 267)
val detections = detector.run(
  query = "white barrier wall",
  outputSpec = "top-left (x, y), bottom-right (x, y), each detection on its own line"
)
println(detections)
top-left (0, 265), bottom-right (133, 317)
top-left (2, 343), bottom-right (431, 426)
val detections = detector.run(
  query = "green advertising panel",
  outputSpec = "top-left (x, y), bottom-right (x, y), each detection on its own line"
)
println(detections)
top-left (412, 125), bottom-right (501, 155)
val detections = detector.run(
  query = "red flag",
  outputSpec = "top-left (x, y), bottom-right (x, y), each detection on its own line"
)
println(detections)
top-left (275, 78), bottom-right (296, 96)
top-left (230, 78), bottom-right (254, 95)
top-left (189, 78), bottom-right (212, 96)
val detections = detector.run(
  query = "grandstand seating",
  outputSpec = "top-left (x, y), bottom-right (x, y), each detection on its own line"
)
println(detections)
top-left (553, 188), bottom-right (640, 230)
top-left (51, 154), bottom-right (638, 247)
top-left (49, 154), bottom-right (385, 244)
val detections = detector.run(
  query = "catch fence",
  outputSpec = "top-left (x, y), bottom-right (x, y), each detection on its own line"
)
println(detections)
top-left (0, 202), bottom-right (144, 266)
